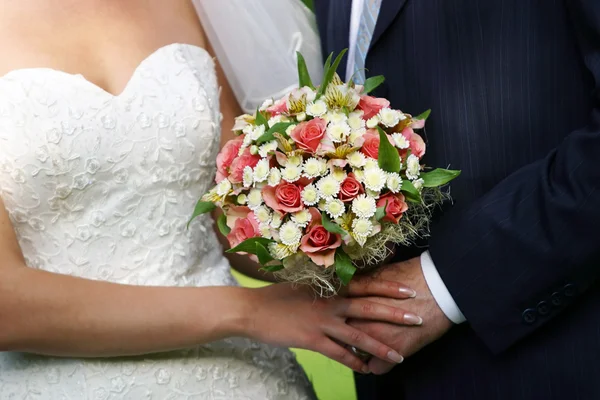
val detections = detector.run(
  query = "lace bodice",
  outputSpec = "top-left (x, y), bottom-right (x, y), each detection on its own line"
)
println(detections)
top-left (0, 44), bottom-right (315, 399)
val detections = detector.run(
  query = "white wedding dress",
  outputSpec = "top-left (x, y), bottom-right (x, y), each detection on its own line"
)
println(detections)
top-left (0, 43), bottom-right (317, 400)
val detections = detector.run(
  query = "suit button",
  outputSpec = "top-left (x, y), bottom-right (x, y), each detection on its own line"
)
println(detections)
top-left (537, 301), bottom-right (551, 316)
top-left (564, 284), bottom-right (577, 297)
top-left (522, 308), bottom-right (537, 324)
top-left (551, 292), bottom-right (563, 307)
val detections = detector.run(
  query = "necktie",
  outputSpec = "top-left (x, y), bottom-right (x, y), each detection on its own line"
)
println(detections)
top-left (353, 0), bottom-right (383, 84)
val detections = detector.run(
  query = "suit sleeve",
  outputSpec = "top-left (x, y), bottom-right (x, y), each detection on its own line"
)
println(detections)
top-left (427, 0), bottom-right (600, 354)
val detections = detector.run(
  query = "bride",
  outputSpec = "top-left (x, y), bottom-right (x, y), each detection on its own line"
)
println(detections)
top-left (0, 0), bottom-right (417, 398)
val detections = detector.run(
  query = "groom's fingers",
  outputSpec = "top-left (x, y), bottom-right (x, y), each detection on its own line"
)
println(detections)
top-left (345, 300), bottom-right (423, 326)
top-left (324, 325), bottom-right (404, 366)
top-left (368, 357), bottom-right (397, 375)
top-left (347, 277), bottom-right (417, 299)
top-left (314, 338), bottom-right (370, 373)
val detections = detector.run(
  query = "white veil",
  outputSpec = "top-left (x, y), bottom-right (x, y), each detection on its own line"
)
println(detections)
top-left (192, 0), bottom-right (324, 114)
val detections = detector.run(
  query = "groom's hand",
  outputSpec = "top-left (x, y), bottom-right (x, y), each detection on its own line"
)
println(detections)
top-left (349, 257), bottom-right (453, 375)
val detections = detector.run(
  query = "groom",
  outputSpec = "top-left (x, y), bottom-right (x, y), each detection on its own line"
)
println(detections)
top-left (315, 0), bottom-right (600, 399)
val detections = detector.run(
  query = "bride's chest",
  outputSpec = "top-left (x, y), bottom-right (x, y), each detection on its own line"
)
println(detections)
top-left (0, 44), bottom-right (222, 195)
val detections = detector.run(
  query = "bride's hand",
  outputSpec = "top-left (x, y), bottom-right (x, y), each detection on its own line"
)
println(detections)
top-left (241, 279), bottom-right (419, 373)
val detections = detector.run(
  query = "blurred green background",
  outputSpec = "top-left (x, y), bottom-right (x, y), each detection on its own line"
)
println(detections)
top-left (234, 2), bottom-right (357, 399)
top-left (233, 269), bottom-right (357, 400)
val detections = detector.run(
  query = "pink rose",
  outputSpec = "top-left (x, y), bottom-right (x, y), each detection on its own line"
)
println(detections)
top-left (216, 136), bottom-right (245, 183)
top-left (401, 127), bottom-right (426, 158)
top-left (266, 97), bottom-right (288, 116)
top-left (226, 209), bottom-right (260, 249)
top-left (358, 95), bottom-right (390, 120)
top-left (228, 148), bottom-right (261, 184)
top-left (289, 118), bottom-right (327, 154)
top-left (377, 193), bottom-right (409, 224)
top-left (300, 208), bottom-right (342, 267)
top-left (262, 182), bottom-right (304, 213)
top-left (360, 129), bottom-right (380, 159)
top-left (339, 173), bottom-right (365, 202)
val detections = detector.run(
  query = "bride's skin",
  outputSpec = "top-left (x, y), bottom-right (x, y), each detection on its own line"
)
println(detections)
top-left (0, 0), bottom-right (419, 373)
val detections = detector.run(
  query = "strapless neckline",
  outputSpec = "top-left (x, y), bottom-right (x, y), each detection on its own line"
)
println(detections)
top-left (0, 43), bottom-right (211, 98)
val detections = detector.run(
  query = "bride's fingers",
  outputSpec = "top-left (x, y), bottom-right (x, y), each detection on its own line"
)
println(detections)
top-left (313, 338), bottom-right (370, 373)
top-left (347, 277), bottom-right (416, 299)
top-left (324, 324), bottom-right (404, 365)
top-left (344, 299), bottom-right (423, 326)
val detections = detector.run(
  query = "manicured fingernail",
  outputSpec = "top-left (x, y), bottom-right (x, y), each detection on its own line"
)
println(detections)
top-left (361, 365), bottom-right (370, 374)
top-left (387, 350), bottom-right (404, 363)
top-left (404, 313), bottom-right (423, 325)
top-left (399, 287), bottom-right (417, 298)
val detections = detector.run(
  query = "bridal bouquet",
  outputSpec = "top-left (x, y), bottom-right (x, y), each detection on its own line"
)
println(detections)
top-left (190, 50), bottom-right (459, 295)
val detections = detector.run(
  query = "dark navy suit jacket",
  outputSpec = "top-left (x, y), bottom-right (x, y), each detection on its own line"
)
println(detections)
top-left (315, 1), bottom-right (600, 399)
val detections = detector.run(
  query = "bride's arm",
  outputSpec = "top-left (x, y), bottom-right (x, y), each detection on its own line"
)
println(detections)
top-left (0, 198), bottom-right (417, 371)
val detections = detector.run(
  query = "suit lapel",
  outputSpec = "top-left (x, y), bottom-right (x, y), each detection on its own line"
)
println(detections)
top-left (370, 0), bottom-right (408, 50)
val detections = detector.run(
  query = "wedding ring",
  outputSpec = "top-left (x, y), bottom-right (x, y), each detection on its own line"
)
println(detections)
top-left (350, 346), bottom-right (372, 362)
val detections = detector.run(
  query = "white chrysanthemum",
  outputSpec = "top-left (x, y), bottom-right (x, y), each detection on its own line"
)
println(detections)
top-left (301, 184), bottom-right (320, 206)
top-left (268, 168), bottom-right (282, 186)
top-left (306, 100), bottom-right (328, 117)
top-left (241, 133), bottom-right (253, 152)
top-left (259, 140), bottom-right (278, 157)
top-left (349, 127), bottom-right (367, 146)
top-left (363, 167), bottom-right (387, 192)
top-left (325, 112), bottom-right (348, 125)
top-left (242, 166), bottom-right (254, 188)
top-left (347, 151), bottom-right (367, 168)
top-left (279, 221), bottom-right (302, 247)
top-left (303, 157), bottom-right (327, 178)
top-left (351, 194), bottom-right (377, 219)
top-left (378, 108), bottom-right (405, 128)
top-left (325, 199), bottom-right (345, 219)
top-left (254, 206), bottom-right (272, 224)
top-left (366, 116), bottom-right (380, 129)
top-left (242, 124), bottom-right (254, 136)
top-left (253, 159), bottom-right (270, 183)
top-left (250, 124), bottom-right (266, 141)
top-left (317, 175), bottom-right (341, 198)
top-left (352, 218), bottom-right (374, 238)
top-left (271, 212), bottom-right (284, 229)
top-left (331, 168), bottom-right (347, 182)
top-left (387, 173), bottom-right (403, 193)
top-left (364, 158), bottom-right (379, 170)
top-left (353, 169), bottom-right (365, 182)
top-left (296, 112), bottom-right (307, 122)
top-left (216, 179), bottom-right (232, 196)
top-left (247, 188), bottom-right (263, 209)
top-left (327, 122), bottom-right (351, 143)
top-left (291, 209), bottom-right (313, 228)
top-left (285, 124), bottom-right (297, 136)
top-left (282, 165), bottom-right (302, 182)
top-left (237, 194), bottom-right (247, 204)
top-left (391, 133), bottom-right (410, 149)
top-left (259, 223), bottom-right (273, 239)
top-left (406, 154), bottom-right (421, 180)
top-left (348, 111), bottom-right (366, 130)
top-left (413, 178), bottom-right (425, 192)
top-left (287, 155), bottom-right (303, 166)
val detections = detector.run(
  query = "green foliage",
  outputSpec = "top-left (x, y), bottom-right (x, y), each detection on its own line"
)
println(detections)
top-left (187, 200), bottom-right (215, 229)
top-left (376, 126), bottom-right (401, 173)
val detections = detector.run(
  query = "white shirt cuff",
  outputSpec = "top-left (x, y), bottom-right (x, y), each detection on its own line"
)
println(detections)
top-left (420, 251), bottom-right (467, 324)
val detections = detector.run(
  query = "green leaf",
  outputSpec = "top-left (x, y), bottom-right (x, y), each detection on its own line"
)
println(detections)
top-left (321, 212), bottom-right (347, 236)
top-left (317, 49), bottom-right (348, 97)
top-left (187, 200), bottom-right (216, 229)
top-left (256, 122), bottom-right (295, 144)
top-left (297, 52), bottom-right (315, 89)
top-left (322, 52), bottom-right (333, 75)
top-left (216, 213), bottom-right (231, 236)
top-left (420, 168), bottom-right (461, 187)
top-left (401, 180), bottom-right (422, 203)
top-left (226, 237), bottom-right (274, 254)
top-left (335, 248), bottom-right (357, 285)
top-left (414, 109), bottom-right (431, 121)
top-left (375, 200), bottom-right (388, 221)
top-left (255, 242), bottom-right (275, 265)
top-left (260, 264), bottom-right (285, 272)
top-left (363, 75), bottom-right (385, 94)
top-left (376, 126), bottom-right (401, 173)
top-left (255, 109), bottom-right (269, 129)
